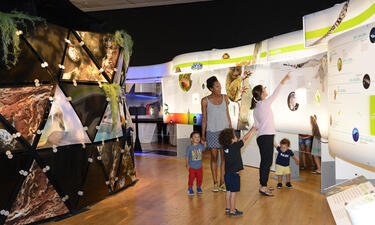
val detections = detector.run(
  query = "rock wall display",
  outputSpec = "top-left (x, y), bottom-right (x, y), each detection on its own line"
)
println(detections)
top-left (0, 85), bottom-right (53, 145)
top-left (0, 20), bottom-right (135, 225)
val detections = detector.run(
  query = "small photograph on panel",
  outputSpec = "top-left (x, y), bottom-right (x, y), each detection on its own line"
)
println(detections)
top-left (363, 74), bottom-right (370, 89)
top-left (287, 91), bottom-right (299, 111)
top-left (337, 58), bottom-right (342, 72)
top-left (352, 128), bottom-right (359, 142)
top-left (222, 53), bottom-right (230, 59)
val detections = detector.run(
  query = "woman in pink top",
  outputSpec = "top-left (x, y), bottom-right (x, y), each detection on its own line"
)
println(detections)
top-left (250, 72), bottom-right (290, 196)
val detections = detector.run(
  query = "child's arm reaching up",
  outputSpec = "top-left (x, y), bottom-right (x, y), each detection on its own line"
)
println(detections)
top-left (274, 140), bottom-right (278, 148)
top-left (292, 155), bottom-right (299, 165)
top-left (242, 125), bottom-right (257, 143)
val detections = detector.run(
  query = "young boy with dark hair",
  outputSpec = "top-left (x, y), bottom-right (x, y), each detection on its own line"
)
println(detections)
top-left (186, 131), bottom-right (206, 195)
top-left (274, 138), bottom-right (299, 189)
top-left (218, 126), bottom-right (256, 217)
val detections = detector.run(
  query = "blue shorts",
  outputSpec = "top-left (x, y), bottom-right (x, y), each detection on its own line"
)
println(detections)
top-left (224, 172), bottom-right (240, 192)
top-left (299, 137), bottom-right (312, 146)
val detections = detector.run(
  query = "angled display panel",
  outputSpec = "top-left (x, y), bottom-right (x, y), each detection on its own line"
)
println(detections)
top-left (26, 23), bottom-right (68, 77)
top-left (38, 86), bottom-right (91, 149)
top-left (115, 143), bottom-right (136, 191)
top-left (75, 146), bottom-right (109, 210)
top-left (97, 140), bottom-right (122, 191)
top-left (0, 85), bottom-right (54, 145)
top-left (61, 31), bottom-right (107, 82)
top-left (5, 160), bottom-right (69, 225)
top-left (0, 153), bottom-right (31, 213)
top-left (0, 39), bottom-right (54, 84)
top-left (78, 31), bottom-right (120, 81)
top-left (94, 103), bottom-right (123, 143)
top-left (37, 145), bottom-right (89, 209)
top-left (60, 83), bottom-right (107, 141)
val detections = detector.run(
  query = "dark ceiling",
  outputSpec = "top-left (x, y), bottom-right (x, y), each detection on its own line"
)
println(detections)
top-left (2, 0), bottom-right (346, 66)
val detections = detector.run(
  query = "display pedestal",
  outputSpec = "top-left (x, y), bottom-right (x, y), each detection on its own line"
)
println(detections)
top-left (176, 124), bottom-right (193, 158)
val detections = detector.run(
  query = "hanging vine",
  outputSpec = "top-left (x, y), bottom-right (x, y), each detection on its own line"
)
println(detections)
top-left (102, 83), bottom-right (122, 129)
top-left (0, 11), bottom-right (45, 69)
top-left (114, 30), bottom-right (133, 67)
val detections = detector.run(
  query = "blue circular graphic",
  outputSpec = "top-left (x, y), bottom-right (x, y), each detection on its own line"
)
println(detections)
top-left (370, 27), bottom-right (375, 43)
top-left (352, 128), bottom-right (359, 142)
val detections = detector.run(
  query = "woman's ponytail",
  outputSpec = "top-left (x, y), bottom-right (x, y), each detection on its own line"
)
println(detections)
top-left (250, 85), bottom-right (263, 110)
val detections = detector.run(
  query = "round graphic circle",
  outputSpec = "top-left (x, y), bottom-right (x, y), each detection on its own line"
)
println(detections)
top-left (352, 128), bottom-right (359, 142)
top-left (363, 74), bottom-right (370, 89)
top-left (369, 27), bottom-right (375, 43)
top-left (287, 92), bottom-right (299, 111)
top-left (337, 58), bottom-right (342, 72)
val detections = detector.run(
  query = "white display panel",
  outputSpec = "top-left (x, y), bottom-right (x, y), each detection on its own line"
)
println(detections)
top-left (328, 22), bottom-right (375, 167)
top-left (303, 0), bottom-right (375, 47)
top-left (270, 52), bottom-right (329, 138)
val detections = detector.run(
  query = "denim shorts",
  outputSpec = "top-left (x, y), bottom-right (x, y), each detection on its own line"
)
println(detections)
top-left (299, 136), bottom-right (312, 146)
top-left (224, 172), bottom-right (240, 192)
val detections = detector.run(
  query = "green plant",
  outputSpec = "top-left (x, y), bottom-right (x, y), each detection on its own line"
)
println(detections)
top-left (114, 30), bottom-right (133, 66)
top-left (102, 83), bottom-right (122, 129)
top-left (0, 11), bottom-right (44, 69)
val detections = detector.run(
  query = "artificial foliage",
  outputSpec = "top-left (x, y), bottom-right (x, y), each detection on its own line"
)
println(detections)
top-left (0, 11), bottom-right (44, 69)
top-left (102, 83), bottom-right (122, 129)
top-left (114, 30), bottom-right (133, 66)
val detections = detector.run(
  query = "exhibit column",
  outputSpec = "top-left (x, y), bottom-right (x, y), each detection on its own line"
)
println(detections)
top-left (321, 139), bottom-right (335, 191)
top-left (176, 124), bottom-right (193, 158)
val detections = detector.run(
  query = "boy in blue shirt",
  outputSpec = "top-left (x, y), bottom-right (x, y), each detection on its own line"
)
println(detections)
top-left (186, 131), bottom-right (206, 195)
top-left (274, 138), bottom-right (299, 188)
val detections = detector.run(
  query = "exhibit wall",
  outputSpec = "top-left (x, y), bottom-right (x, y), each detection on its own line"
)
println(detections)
top-left (163, 52), bottom-right (329, 137)
top-left (0, 18), bottom-right (136, 225)
top-left (161, 0), bottom-right (375, 171)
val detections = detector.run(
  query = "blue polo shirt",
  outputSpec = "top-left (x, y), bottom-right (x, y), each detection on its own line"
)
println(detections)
top-left (275, 147), bottom-right (294, 166)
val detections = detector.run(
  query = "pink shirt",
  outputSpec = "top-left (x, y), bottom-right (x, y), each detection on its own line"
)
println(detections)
top-left (253, 84), bottom-right (283, 137)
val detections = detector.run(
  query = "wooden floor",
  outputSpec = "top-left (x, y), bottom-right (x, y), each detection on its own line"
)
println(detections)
top-left (47, 150), bottom-right (335, 225)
